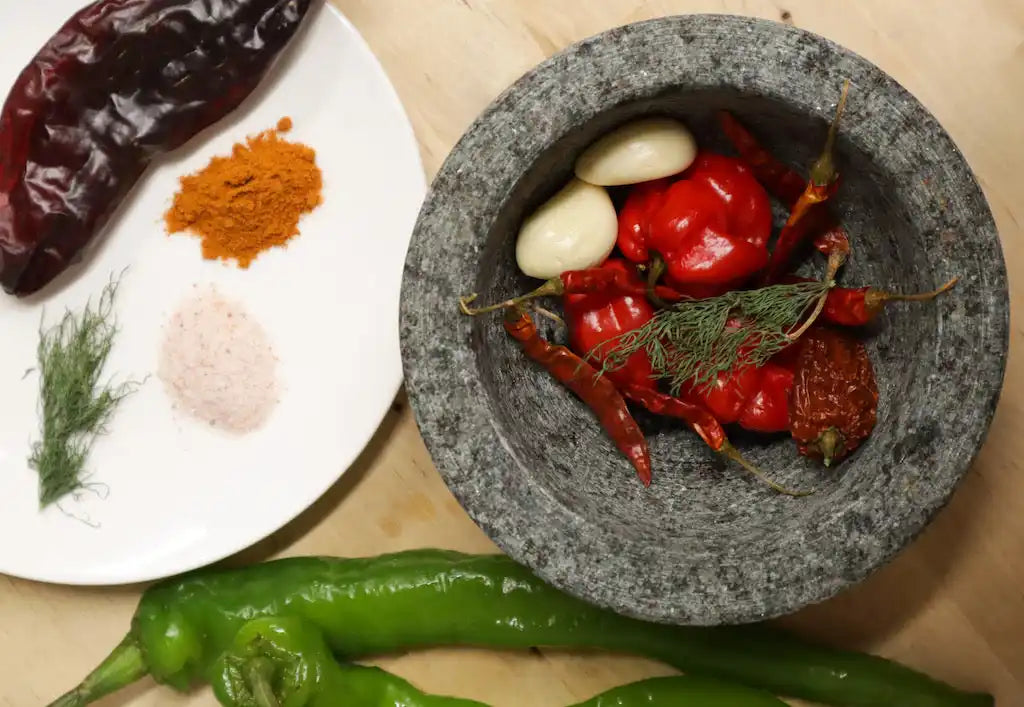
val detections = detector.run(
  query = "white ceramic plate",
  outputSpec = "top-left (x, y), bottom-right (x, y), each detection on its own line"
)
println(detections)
top-left (0, 1), bottom-right (425, 584)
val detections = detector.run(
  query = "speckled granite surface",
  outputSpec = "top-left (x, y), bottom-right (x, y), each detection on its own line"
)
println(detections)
top-left (399, 15), bottom-right (1009, 625)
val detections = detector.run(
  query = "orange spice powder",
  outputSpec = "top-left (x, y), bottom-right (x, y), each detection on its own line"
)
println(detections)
top-left (165, 118), bottom-right (323, 267)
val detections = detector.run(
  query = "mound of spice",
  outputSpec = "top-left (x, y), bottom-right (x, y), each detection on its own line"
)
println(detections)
top-left (157, 285), bottom-right (279, 434)
top-left (165, 118), bottom-right (323, 267)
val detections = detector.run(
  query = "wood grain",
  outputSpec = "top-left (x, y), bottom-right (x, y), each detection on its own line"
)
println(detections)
top-left (3, 1), bottom-right (1022, 705)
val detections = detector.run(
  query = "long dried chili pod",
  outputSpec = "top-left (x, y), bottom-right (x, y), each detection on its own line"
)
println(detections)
top-left (504, 305), bottom-right (653, 485)
top-left (0, 0), bottom-right (313, 296)
top-left (621, 384), bottom-right (812, 496)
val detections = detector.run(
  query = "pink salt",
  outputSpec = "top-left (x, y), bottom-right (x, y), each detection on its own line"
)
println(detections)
top-left (158, 285), bottom-right (279, 434)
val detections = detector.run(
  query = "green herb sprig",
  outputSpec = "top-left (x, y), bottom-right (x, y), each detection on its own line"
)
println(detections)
top-left (589, 279), bottom-right (832, 395)
top-left (29, 274), bottom-right (141, 508)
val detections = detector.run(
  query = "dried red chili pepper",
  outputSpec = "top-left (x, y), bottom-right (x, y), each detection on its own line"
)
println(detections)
top-left (0, 0), bottom-right (313, 296)
top-left (760, 82), bottom-right (850, 286)
top-left (783, 275), bottom-right (959, 327)
top-left (789, 327), bottom-right (878, 465)
top-left (717, 88), bottom-right (854, 284)
top-left (459, 259), bottom-right (685, 316)
top-left (504, 305), bottom-right (653, 485)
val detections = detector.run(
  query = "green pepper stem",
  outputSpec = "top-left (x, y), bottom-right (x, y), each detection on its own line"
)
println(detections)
top-left (47, 635), bottom-right (147, 707)
top-left (246, 657), bottom-right (282, 707)
top-left (645, 254), bottom-right (671, 308)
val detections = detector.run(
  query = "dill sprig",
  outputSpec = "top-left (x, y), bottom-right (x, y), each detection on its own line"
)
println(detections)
top-left (590, 280), bottom-right (831, 395)
top-left (29, 275), bottom-right (141, 508)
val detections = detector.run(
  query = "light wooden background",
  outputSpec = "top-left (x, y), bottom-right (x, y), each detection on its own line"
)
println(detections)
top-left (2, 1), bottom-right (1022, 705)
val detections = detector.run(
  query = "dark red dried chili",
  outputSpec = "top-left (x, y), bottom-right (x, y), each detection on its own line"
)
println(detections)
top-left (0, 0), bottom-right (313, 296)
top-left (504, 305), bottom-right (653, 485)
top-left (789, 327), bottom-right (879, 465)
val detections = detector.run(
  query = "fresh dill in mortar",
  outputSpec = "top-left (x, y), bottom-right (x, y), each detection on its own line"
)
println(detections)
top-left (29, 274), bottom-right (142, 508)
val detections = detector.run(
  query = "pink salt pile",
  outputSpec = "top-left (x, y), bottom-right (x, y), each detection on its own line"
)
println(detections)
top-left (157, 285), bottom-right (279, 434)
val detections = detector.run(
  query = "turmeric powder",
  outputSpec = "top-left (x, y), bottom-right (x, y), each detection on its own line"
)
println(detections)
top-left (165, 119), bottom-right (323, 267)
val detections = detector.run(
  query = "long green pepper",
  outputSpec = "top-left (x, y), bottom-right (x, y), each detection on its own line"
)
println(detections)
top-left (50, 550), bottom-right (992, 707)
top-left (211, 616), bottom-right (788, 707)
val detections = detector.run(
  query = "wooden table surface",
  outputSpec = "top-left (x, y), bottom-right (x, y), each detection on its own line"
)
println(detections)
top-left (3, 1), bottom-right (1023, 705)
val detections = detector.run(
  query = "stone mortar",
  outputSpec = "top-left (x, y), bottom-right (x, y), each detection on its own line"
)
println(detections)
top-left (399, 15), bottom-right (1009, 625)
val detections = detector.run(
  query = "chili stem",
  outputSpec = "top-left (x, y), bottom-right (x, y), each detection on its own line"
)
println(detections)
top-left (719, 442), bottom-right (814, 497)
top-left (787, 250), bottom-right (845, 342)
top-left (47, 636), bottom-right (147, 707)
top-left (874, 276), bottom-right (959, 304)
top-left (459, 278), bottom-right (563, 315)
top-left (246, 658), bottom-right (282, 707)
top-left (532, 304), bottom-right (565, 325)
top-left (808, 80), bottom-right (850, 189)
top-left (646, 254), bottom-right (672, 308)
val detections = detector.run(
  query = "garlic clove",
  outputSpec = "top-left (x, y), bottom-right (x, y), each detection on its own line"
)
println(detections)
top-left (574, 118), bottom-right (697, 187)
top-left (515, 178), bottom-right (617, 280)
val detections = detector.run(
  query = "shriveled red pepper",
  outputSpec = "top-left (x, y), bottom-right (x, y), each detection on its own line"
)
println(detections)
top-left (789, 327), bottom-right (878, 465)
top-left (0, 0), bottom-right (313, 296)
top-left (504, 305), bottom-right (652, 485)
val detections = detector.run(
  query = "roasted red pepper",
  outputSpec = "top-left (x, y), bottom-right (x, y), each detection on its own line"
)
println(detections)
top-left (0, 0), bottom-right (313, 296)
top-left (615, 152), bottom-right (771, 291)
top-left (789, 327), bottom-right (878, 465)
top-left (504, 305), bottom-right (652, 485)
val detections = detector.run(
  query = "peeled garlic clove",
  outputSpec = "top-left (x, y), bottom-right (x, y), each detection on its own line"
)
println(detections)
top-left (516, 178), bottom-right (617, 280)
top-left (574, 118), bottom-right (698, 187)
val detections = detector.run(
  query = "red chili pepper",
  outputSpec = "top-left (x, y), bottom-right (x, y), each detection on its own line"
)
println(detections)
top-left (783, 275), bottom-right (959, 327)
top-left (563, 280), bottom-right (809, 495)
top-left (716, 88), bottom-right (854, 284)
top-left (616, 178), bottom-right (672, 263)
top-left (459, 259), bottom-right (684, 316)
top-left (0, 0), bottom-right (313, 296)
top-left (504, 305), bottom-right (652, 485)
top-left (686, 322), bottom-right (799, 434)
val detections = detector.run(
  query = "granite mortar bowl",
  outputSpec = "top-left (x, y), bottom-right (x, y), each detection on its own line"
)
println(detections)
top-left (399, 15), bottom-right (1008, 625)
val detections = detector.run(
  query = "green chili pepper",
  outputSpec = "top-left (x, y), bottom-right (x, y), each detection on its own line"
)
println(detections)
top-left (49, 550), bottom-right (991, 707)
top-left (211, 616), bottom-right (486, 707)
top-left (570, 676), bottom-right (788, 707)
top-left (211, 616), bottom-right (788, 707)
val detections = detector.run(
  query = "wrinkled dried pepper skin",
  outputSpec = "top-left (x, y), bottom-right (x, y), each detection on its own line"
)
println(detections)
top-left (789, 327), bottom-right (879, 462)
top-left (0, 0), bottom-right (313, 295)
